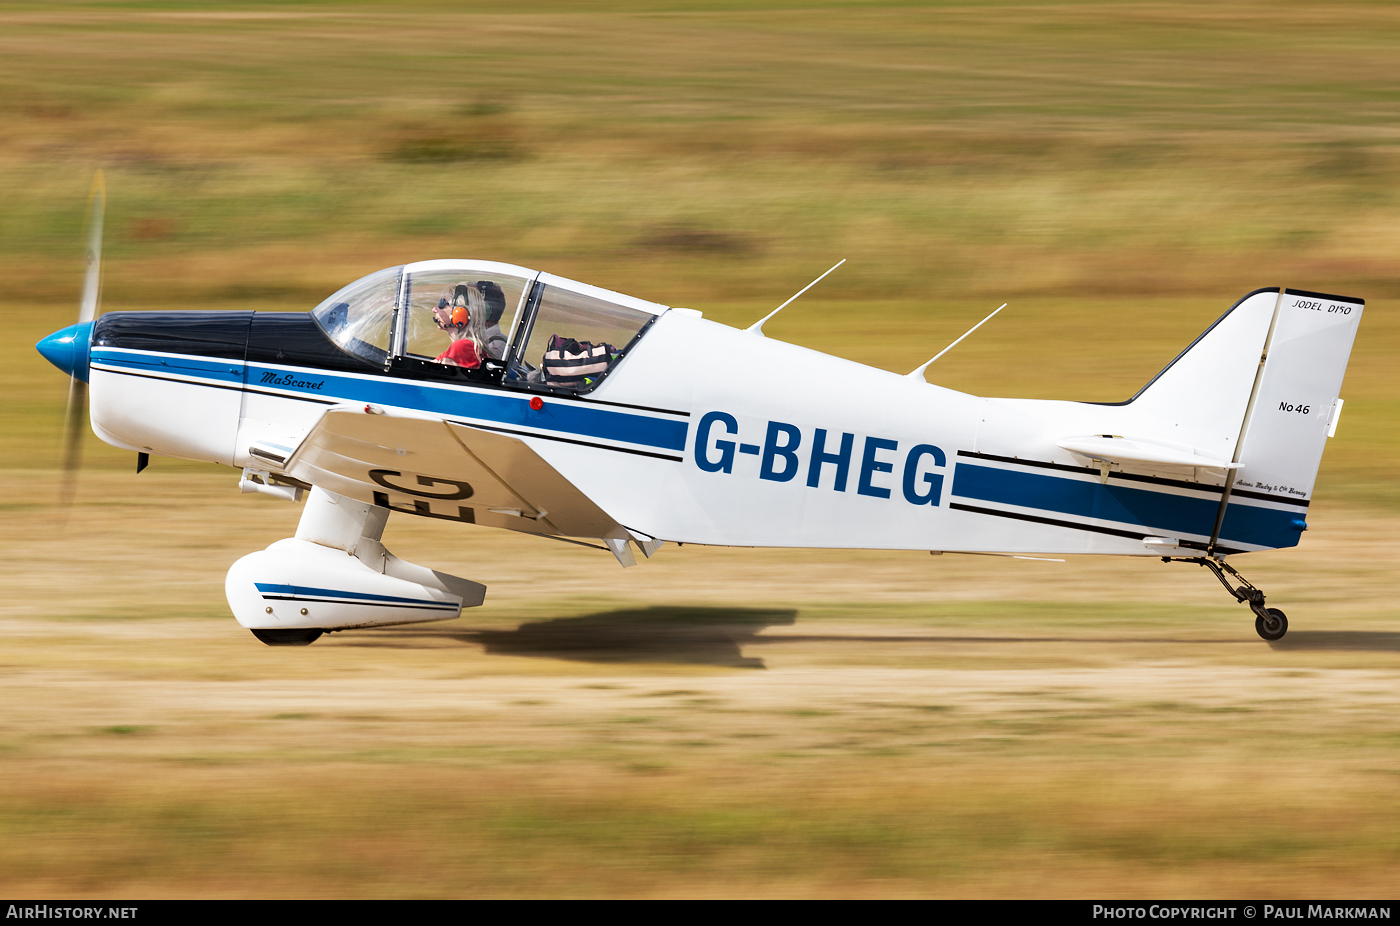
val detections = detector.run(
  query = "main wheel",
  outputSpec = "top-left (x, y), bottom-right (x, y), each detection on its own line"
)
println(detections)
top-left (1254, 608), bottom-right (1288, 641)
top-left (251, 628), bottom-right (323, 646)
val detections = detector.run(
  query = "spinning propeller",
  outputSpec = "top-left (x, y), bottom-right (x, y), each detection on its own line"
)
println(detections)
top-left (35, 170), bottom-right (105, 507)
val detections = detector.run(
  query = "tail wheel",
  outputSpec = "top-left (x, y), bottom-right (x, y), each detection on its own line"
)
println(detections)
top-left (251, 628), bottom-right (324, 646)
top-left (1254, 608), bottom-right (1288, 642)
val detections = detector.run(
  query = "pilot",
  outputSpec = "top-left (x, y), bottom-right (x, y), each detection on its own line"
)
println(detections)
top-left (476, 280), bottom-right (510, 360)
top-left (432, 284), bottom-right (487, 369)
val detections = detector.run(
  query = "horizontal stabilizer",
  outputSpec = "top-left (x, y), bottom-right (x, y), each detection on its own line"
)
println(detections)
top-left (1056, 436), bottom-right (1239, 470)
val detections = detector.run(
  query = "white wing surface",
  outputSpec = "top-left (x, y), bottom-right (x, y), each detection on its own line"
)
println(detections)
top-left (282, 405), bottom-right (619, 539)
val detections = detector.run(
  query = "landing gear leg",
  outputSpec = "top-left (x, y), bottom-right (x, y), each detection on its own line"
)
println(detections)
top-left (1164, 556), bottom-right (1287, 641)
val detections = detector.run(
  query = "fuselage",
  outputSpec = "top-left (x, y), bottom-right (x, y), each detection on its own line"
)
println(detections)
top-left (38, 262), bottom-right (1321, 557)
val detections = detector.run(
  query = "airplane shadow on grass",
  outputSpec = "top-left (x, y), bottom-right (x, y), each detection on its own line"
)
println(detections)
top-left (460, 607), bottom-right (799, 668)
top-left (342, 615), bottom-right (1400, 662)
top-left (360, 607), bottom-right (799, 668)
top-left (1268, 630), bottom-right (1400, 652)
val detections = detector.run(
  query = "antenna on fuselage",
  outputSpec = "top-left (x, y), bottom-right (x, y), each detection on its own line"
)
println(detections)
top-left (906, 303), bottom-right (1007, 382)
top-left (746, 258), bottom-right (846, 337)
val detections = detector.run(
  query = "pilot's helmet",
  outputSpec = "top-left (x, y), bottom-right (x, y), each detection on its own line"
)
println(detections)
top-left (476, 280), bottom-right (507, 325)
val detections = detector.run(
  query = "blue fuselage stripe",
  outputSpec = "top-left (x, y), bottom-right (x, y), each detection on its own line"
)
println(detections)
top-left (950, 463), bottom-right (1300, 549)
top-left (253, 365), bottom-right (689, 451)
top-left (93, 351), bottom-right (244, 384)
top-left (91, 349), bottom-right (689, 452)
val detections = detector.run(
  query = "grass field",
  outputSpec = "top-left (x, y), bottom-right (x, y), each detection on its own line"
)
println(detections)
top-left (2, 0), bottom-right (1398, 897)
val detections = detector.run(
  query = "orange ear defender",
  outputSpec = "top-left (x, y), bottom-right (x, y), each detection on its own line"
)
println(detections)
top-left (451, 306), bottom-right (469, 327)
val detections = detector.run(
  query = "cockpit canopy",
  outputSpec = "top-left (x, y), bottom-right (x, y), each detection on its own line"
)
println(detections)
top-left (311, 260), bottom-right (665, 393)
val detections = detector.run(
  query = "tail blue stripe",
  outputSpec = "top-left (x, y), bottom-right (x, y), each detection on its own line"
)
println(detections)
top-left (951, 463), bottom-right (1301, 549)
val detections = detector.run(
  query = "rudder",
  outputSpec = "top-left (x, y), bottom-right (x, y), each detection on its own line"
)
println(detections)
top-left (1231, 289), bottom-right (1363, 504)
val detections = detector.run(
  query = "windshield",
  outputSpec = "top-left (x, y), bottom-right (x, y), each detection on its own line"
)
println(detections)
top-left (310, 265), bottom-right (403, 366)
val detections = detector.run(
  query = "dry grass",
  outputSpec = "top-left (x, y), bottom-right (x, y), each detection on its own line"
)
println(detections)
top-left (1, 473), bottom-right (1399, 896)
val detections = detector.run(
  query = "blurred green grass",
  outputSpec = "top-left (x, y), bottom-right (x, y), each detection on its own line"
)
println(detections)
top-left (3, 0), bottom-right (1396, 499)
top-left (2, 771), bottom-right (1396, 898)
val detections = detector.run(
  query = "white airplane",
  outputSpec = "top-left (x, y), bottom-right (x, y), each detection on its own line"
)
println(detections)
top-left (37, 180), bottom-right (1363, 645)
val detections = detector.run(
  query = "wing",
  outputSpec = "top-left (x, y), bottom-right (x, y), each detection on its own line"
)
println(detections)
top-left (278, 404), bottom-right (620, 540)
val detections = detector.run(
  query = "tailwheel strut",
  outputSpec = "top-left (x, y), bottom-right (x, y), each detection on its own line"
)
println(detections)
top-left (1164, 556), bottom-right (1287, 641)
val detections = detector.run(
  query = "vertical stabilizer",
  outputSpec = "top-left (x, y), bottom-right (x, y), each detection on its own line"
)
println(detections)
top-left (1124, 288), bottom-right (1280, 464)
